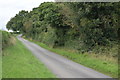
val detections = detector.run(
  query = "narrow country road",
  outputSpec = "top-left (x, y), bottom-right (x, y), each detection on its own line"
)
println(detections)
top-left (17, 35), bottom-right (111, 78)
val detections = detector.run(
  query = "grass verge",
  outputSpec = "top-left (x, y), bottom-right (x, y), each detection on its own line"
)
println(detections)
top-left (29, 39), bottom-right (118, 78)
top-left (0, 52), bottom-right (2, 79)
top-left (2, 39), bottom-right (55, 78)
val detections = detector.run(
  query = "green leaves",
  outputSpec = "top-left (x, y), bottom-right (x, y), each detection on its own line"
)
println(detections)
top-left (6, 10), bottom-right (28, 32)
top-left (6, 2), bottom-right (119, 54)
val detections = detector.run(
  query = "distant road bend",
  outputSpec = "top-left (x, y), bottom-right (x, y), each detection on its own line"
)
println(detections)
top-left (17, 35), bottom-right (112, 78)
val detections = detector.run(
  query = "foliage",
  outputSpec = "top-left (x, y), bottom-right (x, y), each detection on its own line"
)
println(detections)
top-left (6, 2), bottom-right (119, 57)
top-left (2, 30), bottom-right (16, 50)
top-left (6, 10), bottom-right (28, 32)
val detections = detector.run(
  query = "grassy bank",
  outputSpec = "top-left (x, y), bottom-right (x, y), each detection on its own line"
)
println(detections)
top-left (0, 52), bottom-right (1, 79)
top-left (29, 39), bottom-right (118, 78)
top-left (0, 46), bottom-right (1, 79)
top-left (2, 39), bottom-right (55, 78)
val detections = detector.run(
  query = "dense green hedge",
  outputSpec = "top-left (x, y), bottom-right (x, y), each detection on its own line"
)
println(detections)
top-left (6, 2), bottom-right (119, 57)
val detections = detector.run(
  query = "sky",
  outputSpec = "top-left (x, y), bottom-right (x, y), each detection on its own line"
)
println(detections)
top-left (0, 0), bottom-right (55, 31)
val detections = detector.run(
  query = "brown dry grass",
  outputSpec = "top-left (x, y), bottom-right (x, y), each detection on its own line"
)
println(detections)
top-left (9, 36), bottom-right (16, 45)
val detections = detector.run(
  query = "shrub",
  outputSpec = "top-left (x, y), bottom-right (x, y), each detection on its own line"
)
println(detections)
top-left (2, 30), bottom-right (16, 50)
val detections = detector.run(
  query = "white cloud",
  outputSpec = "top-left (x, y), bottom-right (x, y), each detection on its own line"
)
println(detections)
top-left (0, 0), bottom-right (55, 31)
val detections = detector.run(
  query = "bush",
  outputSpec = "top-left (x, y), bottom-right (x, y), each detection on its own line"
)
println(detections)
top-left (6, 2), bottom-right (119, 57)
top-left (2, 30), bottom-right (16, 50)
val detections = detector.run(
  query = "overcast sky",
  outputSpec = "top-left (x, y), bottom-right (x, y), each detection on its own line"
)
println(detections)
top-left (0, 0), bottom-right (55, 31)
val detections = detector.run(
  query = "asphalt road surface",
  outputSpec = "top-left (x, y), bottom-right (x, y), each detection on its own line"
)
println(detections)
top-left (17, 35), bottom-right (112, 78)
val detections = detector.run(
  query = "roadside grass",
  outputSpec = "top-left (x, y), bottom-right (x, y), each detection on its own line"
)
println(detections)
top-left (0, 52), bottom-right (2, 79)
top-left (2, 39), bottom-right (55, 78)
top-left (0, 33), bottom-right (1, 79)
top-left (29, 39), bottom-right (118, 78)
